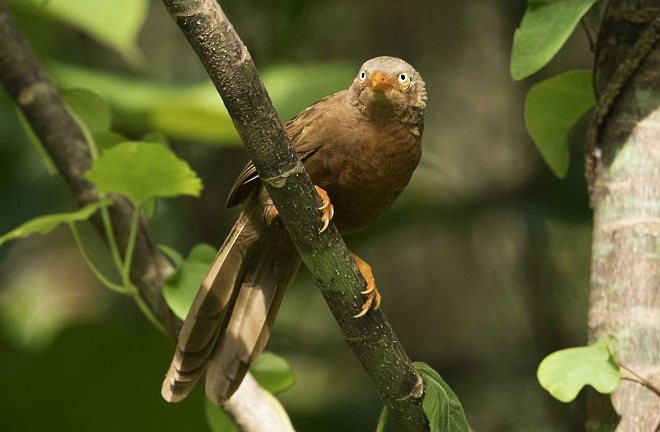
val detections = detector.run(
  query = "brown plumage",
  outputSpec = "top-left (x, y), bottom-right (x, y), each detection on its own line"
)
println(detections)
top-left (162, 56), bottom-right (426, 405)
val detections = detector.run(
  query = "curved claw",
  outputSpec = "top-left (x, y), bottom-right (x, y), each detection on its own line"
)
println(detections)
top-left (351, 253), bottom-right (381, 318)
top-left (320, 217), bottom-right (330, 233)
top-left (315, 185), bottom-right (334, 233)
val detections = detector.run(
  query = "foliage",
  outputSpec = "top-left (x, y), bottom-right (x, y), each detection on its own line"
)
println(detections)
top-left (511, 0), bottom-right (598, 178)
top-left (85, 142), bottom-right (202, 205)
top-left (9, 0), bottom-right (148, 64)
top-left (49, 62), bottom-right (354, 144)
top-left (414, 362), bottom-right (469, 432)
top-left (0, 201), bottom-right (110, 247)
top-left (537, 337), bottom-right (620, 402)
top-left (524, 70), bottom-right (595, 177)
top-left (510, 0), bottom-right (597, 80)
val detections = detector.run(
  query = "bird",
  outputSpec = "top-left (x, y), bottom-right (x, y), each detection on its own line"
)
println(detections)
top-left (161, 56), bottom-right (426, 405)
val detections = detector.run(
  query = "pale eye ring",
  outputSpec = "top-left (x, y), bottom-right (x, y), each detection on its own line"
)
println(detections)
top-left (359, 70), bottom-right (367, 81)
top-left (398, 73), bottom-right (409, 84)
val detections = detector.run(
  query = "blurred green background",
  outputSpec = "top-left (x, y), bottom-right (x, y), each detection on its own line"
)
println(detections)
top-left (0, 0), bottom-right (594, 430)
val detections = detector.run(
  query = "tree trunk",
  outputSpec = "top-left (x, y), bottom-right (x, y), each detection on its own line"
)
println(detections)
top-left (587, 3), bottom-right (660, 431)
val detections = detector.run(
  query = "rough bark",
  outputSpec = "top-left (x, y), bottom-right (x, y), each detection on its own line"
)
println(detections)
top-left (586, 3), bottom-right (660, 431)
top-left (0, 2), bottom-right (285, 431)
top-left (160, 0), bottom-right (429, 430)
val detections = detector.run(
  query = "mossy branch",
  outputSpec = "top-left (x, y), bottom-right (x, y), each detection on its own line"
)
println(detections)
top-left (160, 0), bottom-right (429, 430)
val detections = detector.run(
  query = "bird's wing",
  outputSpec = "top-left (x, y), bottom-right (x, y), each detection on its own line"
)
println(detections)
top-left (225, 91), bottom-right (348, 208)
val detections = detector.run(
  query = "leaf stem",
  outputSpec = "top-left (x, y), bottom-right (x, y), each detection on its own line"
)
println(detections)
top-left (133, 292), bottom-right (167, 334)
top-left (619, 362), bottom-right (660, 398)
top-left (100, 203), bottom-right (124, 274)
top-left (121, 206), bottom-right (141, 289)
top-left (69, 222), bottom-right (127, 293)
top-left (375, 406), bottom-right (389, 432)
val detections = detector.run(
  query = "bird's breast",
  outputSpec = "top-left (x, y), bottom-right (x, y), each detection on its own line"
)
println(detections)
top-left (308, 121), bottom-right (422, 233)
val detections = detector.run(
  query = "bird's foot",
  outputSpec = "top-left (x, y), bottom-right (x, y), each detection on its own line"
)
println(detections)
top-left (315, 185), bottom-right (334, 233)
top-left (263, 185), bottom-right (333, 231)
top-left (351, 253), bottom-right (381, 318)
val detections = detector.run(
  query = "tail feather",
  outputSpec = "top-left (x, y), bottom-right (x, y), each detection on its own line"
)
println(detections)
top-left (161, 193), bottom-right (299, 404)
top-left (205, 232), bottom-right (299, 403)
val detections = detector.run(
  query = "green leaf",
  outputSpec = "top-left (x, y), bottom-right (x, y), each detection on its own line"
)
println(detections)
top-left (62, 88), bottom-right (112, 133)
top-left (525, 70), bottom-right (595, 178)
top-left (250, 352), bottom-right (295, 395)
top-left (511, 0), bottom-right (598, 80)
top-left (537, 337), bottom-right (620, 403)
top-left (163, 244), bottom-right (217, 320)
top-left (85, 142), bottom-right (203, 205)
top-left (204, 398), bottom-right (239, 432)
top-left (414, 362), bottom-right (469, 432)
top-left (0, 201), bottom-right (111, 247)
top-left (16, 0), bottom-right (148, 64)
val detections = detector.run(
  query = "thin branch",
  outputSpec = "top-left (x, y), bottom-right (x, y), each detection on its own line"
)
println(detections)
top-left (0, 2), bottom-right (281, 431)
top-left (160, 0), bottom-right (429, 430)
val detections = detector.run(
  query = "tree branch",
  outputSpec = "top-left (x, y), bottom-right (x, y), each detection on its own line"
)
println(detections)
top-left (160, 0), bottom-right (428, 430)
top-left (0, 2), bottom-right (285, 431)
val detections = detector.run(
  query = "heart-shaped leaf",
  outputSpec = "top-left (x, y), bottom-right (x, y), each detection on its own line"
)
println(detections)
top-left (85, 141), bottom-right (203, 205)
top-left (525, 70), bottom-right (595, 178)
top-left (414, 362), bottom-right (469, 432)
top-left (511, 0), bottom-right (598, 80)
top-left (537, 337), bottom-right (620, 403)
top-left (0, 200), bottom-right (111, 247)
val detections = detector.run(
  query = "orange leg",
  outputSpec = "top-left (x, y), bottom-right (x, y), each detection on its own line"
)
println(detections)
top-left (263, 185), bottom-right (334, 233)
top-left (351, 252), bottom-right (381, 318)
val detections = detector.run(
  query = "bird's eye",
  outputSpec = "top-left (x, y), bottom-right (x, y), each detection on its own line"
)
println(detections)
top-left (359, 70), bottom-right (367, 81)
top-left (398, 73), bottom-right (409, 84)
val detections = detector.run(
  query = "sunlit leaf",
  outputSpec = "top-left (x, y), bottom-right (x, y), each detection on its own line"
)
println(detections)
top-left (85, 142), bottom-right (203, 205)
top-left (525, 70), bottom-right (594, 178)
top-left (414, 362), bottom-right (469, 432)
top-left (163, 244), bottom-right (216, 320)
top-left (15, 0), bottom-right (148, 63)
top-left (0, 200), bottom-right (111, 247)
top-left (511, 0), bottom-right (597, 80)
top-left (538, 337), bottom-right (620, 403)
top-left (251, 352), bottom-right (295, 395)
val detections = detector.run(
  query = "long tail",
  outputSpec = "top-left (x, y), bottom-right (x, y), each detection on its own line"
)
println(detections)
top-left (161, 193), bottom-right (299, 404)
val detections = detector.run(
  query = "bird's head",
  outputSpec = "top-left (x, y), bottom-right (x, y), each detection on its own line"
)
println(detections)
top-left (350, 56), bottom-right (426, 124)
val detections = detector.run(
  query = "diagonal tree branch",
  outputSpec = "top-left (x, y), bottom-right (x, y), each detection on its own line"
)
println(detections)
top-left (0, 2), bottom-right (286, 431)
top-left (160, 0), bottom-right (429, 430)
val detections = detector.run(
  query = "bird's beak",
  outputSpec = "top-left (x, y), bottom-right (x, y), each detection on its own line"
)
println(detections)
top-left (370, 71), bottom-right (391, 91)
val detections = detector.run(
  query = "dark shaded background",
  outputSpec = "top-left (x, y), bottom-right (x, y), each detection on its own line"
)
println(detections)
top-left (0, 0), bottom-right (594, 430)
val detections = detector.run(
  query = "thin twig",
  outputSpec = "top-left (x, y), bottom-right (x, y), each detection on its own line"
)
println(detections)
top-left (619, 363), bottom-right (660, 398)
